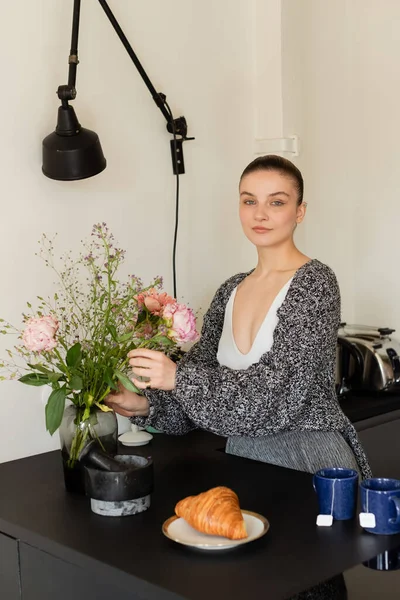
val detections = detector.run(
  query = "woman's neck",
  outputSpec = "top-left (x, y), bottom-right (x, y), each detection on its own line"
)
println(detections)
top-left (253, 243), bottom-right (309, 278)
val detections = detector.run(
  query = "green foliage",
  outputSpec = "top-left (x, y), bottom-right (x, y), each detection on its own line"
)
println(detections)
top-left (66, 343), bottom-right (82, 368)
top-left (45, 386), bottom-right (67, 435)
top-left (19, 373), bottom-right (50, 386)
top-left (115, 370), bottom-right (141, 394)
top-left (0, 223), bottom-right (184, 437)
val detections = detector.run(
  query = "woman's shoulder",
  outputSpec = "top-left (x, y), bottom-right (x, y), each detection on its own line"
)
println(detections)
top-left (207, 271), bottom-right (251, 312)
top-left (290, 259), bottom-right (340, 308)
top-left (299, 259), bottom-right (339, 289)
top-left (215, 271), bottom-right (251, 296)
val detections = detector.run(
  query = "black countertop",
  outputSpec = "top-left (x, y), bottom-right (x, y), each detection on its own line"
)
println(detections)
top-left (1, 431), bottom-right (400, 600)
top-left (340, 390), bottom-right (400, 424)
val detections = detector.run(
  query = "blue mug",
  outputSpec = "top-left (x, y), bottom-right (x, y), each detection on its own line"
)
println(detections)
top-left (360, 478), bottom-right (400, 535)
top-left (363, 546), bottom-right (400, 571)
top-left (313, 468), bottom-right (359, 521)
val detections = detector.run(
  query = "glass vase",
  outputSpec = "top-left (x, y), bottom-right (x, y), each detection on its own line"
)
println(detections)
top-left (59, 404), bottom-right (118, 494)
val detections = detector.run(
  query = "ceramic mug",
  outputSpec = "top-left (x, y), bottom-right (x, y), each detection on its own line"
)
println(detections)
top-left (363, 546), bottom-right (400, 571)
top-left (313, 468), bottom-right (359, 521)
top-left (360, 478), bottom-right (400, 535)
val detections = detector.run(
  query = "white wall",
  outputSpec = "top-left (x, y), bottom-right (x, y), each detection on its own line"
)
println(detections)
top-left (0, 0), bottom-right (284, 462)
top-left (282, 0), bottom-right (400, 331)
top-left (4, 0), bottom-right (398, 463)
top-left (347, 0), bottom-right (400, 330)
top-left (281, 0), bottom-right (355, 320)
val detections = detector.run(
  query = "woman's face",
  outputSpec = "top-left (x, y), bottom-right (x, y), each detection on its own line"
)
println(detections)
top-left (239, 169), bottom-right (306, 249)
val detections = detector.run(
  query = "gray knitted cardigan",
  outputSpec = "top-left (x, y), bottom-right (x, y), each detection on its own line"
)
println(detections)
top-left (134, 259), bottom-right (372, 480)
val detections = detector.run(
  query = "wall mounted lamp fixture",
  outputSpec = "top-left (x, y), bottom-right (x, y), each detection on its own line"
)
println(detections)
top-left (42, 0), bottom-right (194, 181)
top-left (42, 0), bottom-right (195, 298)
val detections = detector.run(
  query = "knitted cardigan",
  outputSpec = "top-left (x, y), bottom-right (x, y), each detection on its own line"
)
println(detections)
top-left (133, 259), bottom-right (372, 479)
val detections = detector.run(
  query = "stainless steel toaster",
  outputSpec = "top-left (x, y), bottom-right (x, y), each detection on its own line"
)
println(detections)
top-left (336, 324), bottom-right (400, 396)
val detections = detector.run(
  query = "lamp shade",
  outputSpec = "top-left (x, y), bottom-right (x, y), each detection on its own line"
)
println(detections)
top-left (42, 104), bottom-right (106, 181)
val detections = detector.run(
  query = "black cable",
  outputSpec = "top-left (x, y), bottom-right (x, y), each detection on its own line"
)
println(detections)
top-left (164, 100), bottom-right (179, 300)
top-left (95, 0), bottom-right (191, 298)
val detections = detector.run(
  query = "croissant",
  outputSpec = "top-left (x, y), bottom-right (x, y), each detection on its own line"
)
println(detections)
top-left (175, 486), bottom-right (247, 540)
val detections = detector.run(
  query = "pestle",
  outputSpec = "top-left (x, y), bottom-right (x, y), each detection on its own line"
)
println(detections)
top-left (78, 440), bottom-right (126, 472)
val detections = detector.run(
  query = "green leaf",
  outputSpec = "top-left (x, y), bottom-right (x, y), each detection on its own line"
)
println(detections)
top-left (69, 375), bottom-right (83, 391)
top-left (152, 335), bottom-right (174, 347)
top-left (136, 311), bottom-right (147, 325)
top-left (19, 373), bottom-right (49, 386)
top-left (104, 367), bottom-right (117, 390)
top-left (27, 363), bottom-right (52, 375)
top-left (48, 372), bottom-right (64, 384)
top-left (84, 392), bottom-right (94, 407)
top-left (45, 386), bottom-right (66, 435)
top-left (94, 401), bottom-right (113, 413)
top-left (107, 324), bottom-right (118, 342)
top-left (66, 343), bottom-right (82, 368)
top-left (115, 370), bottom-right (141, 394)
top-left (117, 332), bottom-right (133, 343)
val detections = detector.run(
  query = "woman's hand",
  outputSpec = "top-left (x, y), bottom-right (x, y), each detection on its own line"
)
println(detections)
top-left (128, 348), bottom-right (177, 391)
top-left (104, 383), bottom-right (149, 418)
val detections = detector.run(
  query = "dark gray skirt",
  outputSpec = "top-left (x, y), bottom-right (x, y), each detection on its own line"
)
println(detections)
top-left (226, 430), bottom-right (359, 474)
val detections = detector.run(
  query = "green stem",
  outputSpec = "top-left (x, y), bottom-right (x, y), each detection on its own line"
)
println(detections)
top-left (90, 425), bottom-right (106, 453)
top-left (96, 385), bottom-right (111, 404)
top-left (66, 406), bottom-right (105, 469)
top-left (91, 237), bottom-right (112, 396)
top-left (48, 257), bottom-right (85, 318)
top-left (54, 348), bottom-right (70, 378)
top-left (67, 421), bottom-right (89, 469)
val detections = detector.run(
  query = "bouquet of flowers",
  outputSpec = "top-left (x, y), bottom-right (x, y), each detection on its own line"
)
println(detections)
top-left (0, 223), bottom-right (198, 470)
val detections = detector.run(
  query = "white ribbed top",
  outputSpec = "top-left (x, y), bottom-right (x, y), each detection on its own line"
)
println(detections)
top-left (217, 278), bottom-right (293, 370)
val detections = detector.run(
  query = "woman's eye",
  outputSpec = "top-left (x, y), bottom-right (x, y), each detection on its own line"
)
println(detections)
top-left (271, 200), bottom-right (284, 206)
top-left (244, 199), bottom-right (256, 205)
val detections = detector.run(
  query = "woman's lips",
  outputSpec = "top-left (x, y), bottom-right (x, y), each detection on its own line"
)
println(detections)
top-left (252, 227), bottom-right (272, 233)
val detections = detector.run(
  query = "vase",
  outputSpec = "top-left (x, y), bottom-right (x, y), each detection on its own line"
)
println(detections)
top-left (59, 404), bottom-right (118, 494)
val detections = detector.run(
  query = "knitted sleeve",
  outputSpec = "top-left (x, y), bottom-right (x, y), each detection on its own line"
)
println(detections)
top-left (131, 389), bottom-right (196, 435)
top-left (130, 277), bottom-right (230, 434)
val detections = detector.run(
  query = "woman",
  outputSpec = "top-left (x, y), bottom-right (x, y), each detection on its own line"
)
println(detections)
top-left (105, 155), bottom-right (371, 481)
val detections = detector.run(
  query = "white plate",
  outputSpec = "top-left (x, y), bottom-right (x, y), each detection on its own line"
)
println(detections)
top-left (118, 437), bottom-right (152, 447)
top-left (162, 510), bottom-right (269, 551)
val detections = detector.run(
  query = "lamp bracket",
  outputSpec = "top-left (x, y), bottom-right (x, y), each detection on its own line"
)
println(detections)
top-left (167, 116), bottom-right (188, 139)
top-left (57, 85), bottom-right (77, 102)
top-left (53, 0), bottom-right (194, 174)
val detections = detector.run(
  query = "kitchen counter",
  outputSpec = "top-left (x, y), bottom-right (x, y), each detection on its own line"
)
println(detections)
top-left (340, 391), bottom-right (400, 424)
top-left (1, 430), bottom-right (400, 600)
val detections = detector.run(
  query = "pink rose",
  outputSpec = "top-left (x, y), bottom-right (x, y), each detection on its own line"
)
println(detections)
top-left (22, 315), bottom-right (59, 353)
top-left (144, 296), bottom-right (162, 314)
top-left (163, 303), bottom-right (199, 344)
top-left (135, 289), bottom-right (175, 316)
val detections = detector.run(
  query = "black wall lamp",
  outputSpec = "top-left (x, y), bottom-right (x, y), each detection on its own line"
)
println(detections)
top-left (42, 0), bottom-right (194, 182)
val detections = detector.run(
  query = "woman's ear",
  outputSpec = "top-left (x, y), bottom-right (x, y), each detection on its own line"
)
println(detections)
top-left (296, 201), bottom-right (307, 223)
